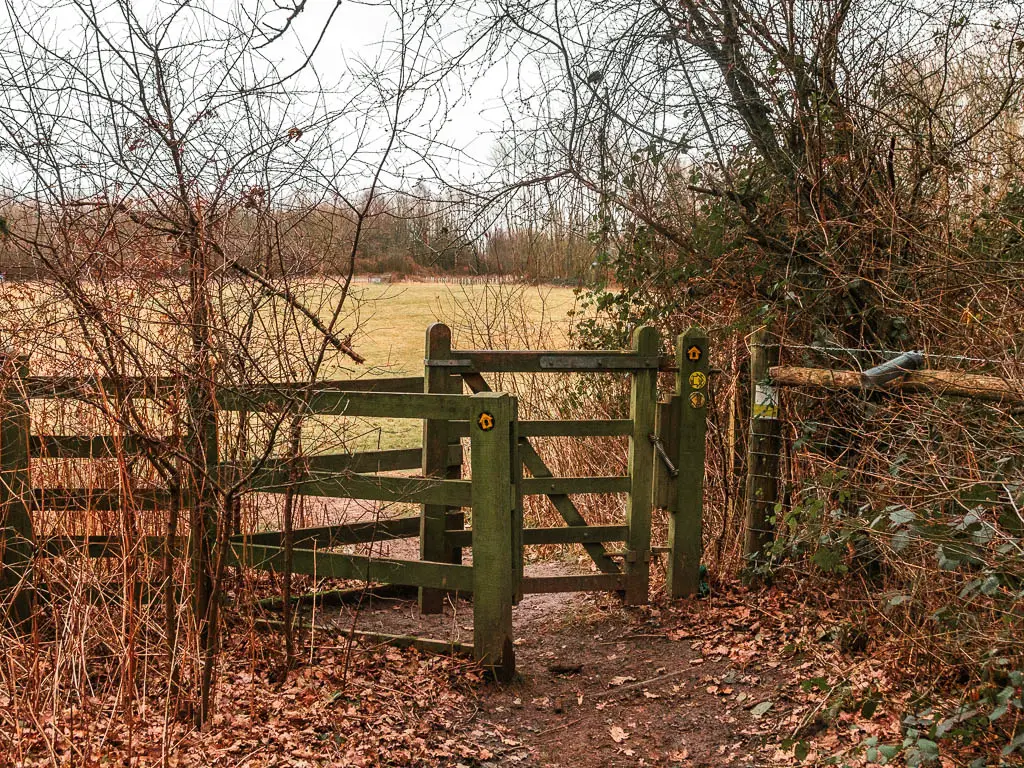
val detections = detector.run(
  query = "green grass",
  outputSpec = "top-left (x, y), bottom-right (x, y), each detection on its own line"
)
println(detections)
top-left (310, 281), bottom-right (578, 451)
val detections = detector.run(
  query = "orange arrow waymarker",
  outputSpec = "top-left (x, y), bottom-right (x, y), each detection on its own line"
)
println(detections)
top-left (687, 345), bottom-right (702, 362)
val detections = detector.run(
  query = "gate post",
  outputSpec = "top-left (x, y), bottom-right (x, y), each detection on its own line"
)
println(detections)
top-left (624, 326), bottom-right (659, 605)
top-left (470, 392), bottom-right (515, 680)
top-left (1, 352), bottom-right (34, 629)
top-left (420, 323), bottom-right (462, 614)
top-left (668, 328), bottom-right (708, 597)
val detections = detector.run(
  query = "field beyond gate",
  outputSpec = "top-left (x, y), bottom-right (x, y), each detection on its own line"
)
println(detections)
top-left (1, 324), bottom-right (710, 678)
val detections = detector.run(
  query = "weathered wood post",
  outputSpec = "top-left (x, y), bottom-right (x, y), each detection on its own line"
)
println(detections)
top-left (470, 392), bottom-right (516, 679)
top-left (667, 328), bottom-right (709, 598)
top-left (743, 327), bottom-right (781, 565)
top-left (0, 352), bottom-right (34, 628)
top-left (420, 322), bottom-right (463, 614)
top-left (624, 326), bottom-right (659, 605)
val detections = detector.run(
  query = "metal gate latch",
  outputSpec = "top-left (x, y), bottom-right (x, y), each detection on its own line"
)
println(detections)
top-left (649, 433), bottom-right (678, 477)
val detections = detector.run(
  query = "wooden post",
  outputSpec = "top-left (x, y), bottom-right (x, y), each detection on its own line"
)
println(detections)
top-left (668, 328), bottom-right (708, 598)
top-left (470, 392), bottom-right (515, 680)
top-left (420, 322), bottom-right (462, 614)
top-left (0, 353), bottom-right (34, 628)
top-left (624, 326), bottom-right (659, 605)
top-left (186, 376), bottom-right (219, 643)
top-left (743, 327), bottom-right (781, 564)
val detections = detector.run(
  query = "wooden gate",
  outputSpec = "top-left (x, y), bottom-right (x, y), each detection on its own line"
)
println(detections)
top-left (0, 326), bottom-right (709, 678)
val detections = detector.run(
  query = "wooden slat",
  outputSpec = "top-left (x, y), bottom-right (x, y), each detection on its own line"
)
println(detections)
top-left (22, 376), bottom-right (425, 401)
top-left (229, 543), bottom-right (474, 592)
top-left (518, 419), bottom-right (633, 437)
top-left (624, 326), bottom-right (659, 604)
top-left (39, 535), bottom-right (176, 558)
top-left (447, 419), bottom-right (632, 438)
top-left (446, 524), bottom-right (629, 548)
top-left (246, 377), bottom-right (425, 395)
top-left (218, 389), bottom-right (472, 420)
top-left (348, 629), bottom-right (473, 657)
top-left (23, 376), bottom-right (179, 399)
top-left (235, 516), bottom-right (423, 548)
top-left (520, 476), bottom-right (631, 496)
top-left (31, 488), bottom-right (174, 511)
top-left (449, 351), bottom-right (660, 373)
top-left (251, 473), bottom-right (472, 507)
top-left (30, 435), bottom-right (143, 458)
top-left (521, 573), bottom-right (626, 593)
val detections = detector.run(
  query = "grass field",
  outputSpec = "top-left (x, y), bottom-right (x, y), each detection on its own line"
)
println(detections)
top-left (0, 278), bottom-right (579, 452)
top-left (306, 280), bottom-right (579, 450)
top-left (345, 280), bottom-right (578, 375)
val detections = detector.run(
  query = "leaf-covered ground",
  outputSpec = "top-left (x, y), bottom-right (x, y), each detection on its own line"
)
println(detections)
top-left (5, 582), bottom-right (1010, 767)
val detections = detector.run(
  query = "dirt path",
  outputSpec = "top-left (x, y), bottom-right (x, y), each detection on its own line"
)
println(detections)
top-left (310, 567), bottom-right (859, 768)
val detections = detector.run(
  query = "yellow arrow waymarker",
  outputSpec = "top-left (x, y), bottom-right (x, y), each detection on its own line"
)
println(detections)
top-left (477, 412), bottom-right (495, 431)
top-left (687, 345), bottom-right (702, 361)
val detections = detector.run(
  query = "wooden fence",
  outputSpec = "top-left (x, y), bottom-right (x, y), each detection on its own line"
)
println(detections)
top-left (0, 326), bottom-right (710, 677)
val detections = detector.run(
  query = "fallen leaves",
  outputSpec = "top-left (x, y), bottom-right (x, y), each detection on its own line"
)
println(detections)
top-left (609, 725), bottom-right (630, 743)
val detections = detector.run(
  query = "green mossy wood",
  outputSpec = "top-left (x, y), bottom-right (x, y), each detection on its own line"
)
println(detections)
top-left (668, 328), bottom-right (709, 598)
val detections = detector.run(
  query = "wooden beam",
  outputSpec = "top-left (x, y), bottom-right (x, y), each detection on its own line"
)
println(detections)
top-left (769, 365), bottom-right (1024, 403)
top-left (669, 327), bottom-right (709, 598)
top-left (235, 515), bottom-right (423, 548)
top-left (624, 326), bottom-right (659, 605)
top-left (229, 543), bottom-right (474, 592)
top-left (469, 393), bottom-right (516, 680)
top-left (445, 524), bottom-right (629, 548)
top-left (445, 350), bottom-right (660, 373)
top-left (217, 390), bottom-right (473, 420)
top-left (447, 419), bottom-right (633, 438)
top-left (30, 435), bottom-right (143, 458)
top-left (1, 355), bottom-right (35, 628)
top-left (522, 573), bottom-right (626, 593)
top-left (745, 330), bottom-right (782, 563)
top-left (520, 476), bottom-right (631, 496)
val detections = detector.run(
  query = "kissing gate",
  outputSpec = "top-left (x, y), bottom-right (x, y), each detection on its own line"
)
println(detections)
top-left (0, 325), bottom-right (709, 679)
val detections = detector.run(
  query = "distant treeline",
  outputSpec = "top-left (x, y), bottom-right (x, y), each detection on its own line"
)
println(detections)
top-left (0, 193), bottom-right (595, 283)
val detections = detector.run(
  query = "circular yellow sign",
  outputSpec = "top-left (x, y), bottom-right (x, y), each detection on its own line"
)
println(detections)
top-left (477, 412), bottom-right (495, 431)
top-left (688, 371), bottom-right (707, 390)
top-left (689, 391), bottom-right (707, 409)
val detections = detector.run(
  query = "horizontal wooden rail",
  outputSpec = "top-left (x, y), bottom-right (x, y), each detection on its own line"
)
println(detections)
top-left (30, 435), bottom-right (144, 458)
top-left (22, 376), bottom-right (179, 399)
top-left (520, 476), bottom-right (631, 496)
top-left (20, 375), bottom-right (424, 400)
top-left (225, 444), bottom-right (461, 477)
top-left (229, 543), bottom-right (474, 592)
top-left (217, 390), bottom-right (473, 420)
top-left (770, 365), bottom-right (1024, 403)
top-left (235, 516), bottom-right (424, 548)
top-left (252, 473), bottom-right (472, 507)
top-left (521, 573), bottom-right (626, 593)
top-left (442, 350), bottom-right (660, 373)
top-left (39, 535), bottom-right (175, 558)
top-left (448, 419), bottom-right (632, 439)
top-left (32, 488), bottom-right (174, 511)
top-left (445, 524), bottom-right (628, 548)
